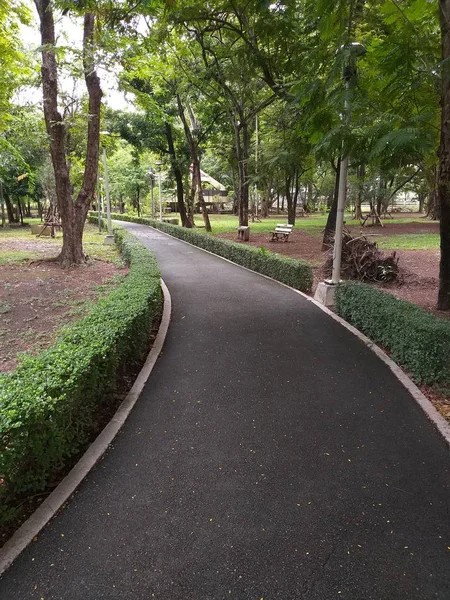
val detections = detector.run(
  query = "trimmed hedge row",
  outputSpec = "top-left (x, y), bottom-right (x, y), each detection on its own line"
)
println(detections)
top-left (335, 282), bottom-right (450, 385)
top-left (0, 228), bottom-right (161, 520)
top-left (90, 212), bottom-right (313, 292)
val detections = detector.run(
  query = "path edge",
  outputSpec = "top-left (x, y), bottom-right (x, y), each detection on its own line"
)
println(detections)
top-left (0, 278), bottom-right (172, 576)
top-left (130, 222), bottom-right (450, 448)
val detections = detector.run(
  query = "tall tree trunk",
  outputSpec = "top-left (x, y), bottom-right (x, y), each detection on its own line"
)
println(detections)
top-left (17, 199), bottom-right (24, 226)
top-left (234, 117), bottom-right (250, 227)
top-left (176, 95), bottom-right (211, 231)
top-left (438, 0), bottom-right (450, 309)
top-left (305, 181), bottom-right (313, 212)
top-left (164, 121), bottom-right (190, 227)
top-left (35, 1), bottom-right (102, 267)
top-left (418, 192), bottom-right (426, 213)
top-left (194, 159), bottom-right (211, 231)
top-left (353, 164), bottom-right (365, 220)
top-left (4, 193), bottom-right (16, 223)
top-left (322, 158), bottom-right (341, 249)
top-left (286, 172), bottom-right (299, 225)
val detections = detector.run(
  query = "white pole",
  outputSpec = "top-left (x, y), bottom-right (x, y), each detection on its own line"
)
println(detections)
top-left (151, 178), bottom-right (155, 219)
top-left (158, 168), bottom-right (163, 221)
top-left (255, 114), bottom-right (259, 217)
top-left (102, 147), bottom-right (112, 236)
top-left (330, 93), bottom-right (350, 284)
top-left (331, 154), bottom-right (349, 283)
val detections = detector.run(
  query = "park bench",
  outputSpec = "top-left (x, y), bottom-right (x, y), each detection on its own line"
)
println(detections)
top-left (270, 223), bottom-right (294, 242)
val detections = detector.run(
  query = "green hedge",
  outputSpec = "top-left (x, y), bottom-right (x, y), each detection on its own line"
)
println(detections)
top-left (335, 282), bottom-right (450, 385)
top-left (90, 212), bottom-right (313, 293)
top-left (0, 228), bottom-right (161, 519)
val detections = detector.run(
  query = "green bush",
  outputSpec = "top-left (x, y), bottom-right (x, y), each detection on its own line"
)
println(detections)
top-left (0, 228), bottom-right (161, 517)
top-left (335, 282), bottom-right (450, 385)
top-left (89, 212), bottom-right (313, 293)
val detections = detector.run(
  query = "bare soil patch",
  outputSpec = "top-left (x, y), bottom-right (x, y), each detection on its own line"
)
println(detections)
top-left (217, 228), bottom-right (445, 317)
top-left (0, 260), bottom-right (128, 372)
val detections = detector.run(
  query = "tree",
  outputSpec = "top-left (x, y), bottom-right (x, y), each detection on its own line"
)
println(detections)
top-left (34, 0), bottom-right (102, 266)
top-left (438, 0), bottom-right (450, 310)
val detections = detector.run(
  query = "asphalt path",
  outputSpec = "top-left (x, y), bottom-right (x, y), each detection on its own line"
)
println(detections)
top-left (1, 221), bottom-right (450, 599)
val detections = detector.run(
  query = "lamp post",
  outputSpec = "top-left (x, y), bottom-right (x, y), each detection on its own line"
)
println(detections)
top-left (149, 167), bottom-right (156, 219)
top-left (99, 131), bottom-right (115, 245)
top-left (102, 146), bottom-right (114, 245)
top-left (155, 160), bottom-right (163, 221)
top-left (314, 42), bottom-right (366, 306)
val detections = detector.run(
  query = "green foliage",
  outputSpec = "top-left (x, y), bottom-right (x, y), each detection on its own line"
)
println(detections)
top-left (335, 282), bottom-right (450, 385)
top-left (0, 229), bottom-right (161, 523)
top-left (96, 212), bottom-right (313, 292)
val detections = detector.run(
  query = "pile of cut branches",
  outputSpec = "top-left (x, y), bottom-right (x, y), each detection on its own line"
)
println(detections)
top-left (325, 230), bottom-right (399, 283)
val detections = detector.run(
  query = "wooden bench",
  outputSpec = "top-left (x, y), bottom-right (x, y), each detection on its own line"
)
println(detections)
top-left (270, 223), bottom-right (293, 242)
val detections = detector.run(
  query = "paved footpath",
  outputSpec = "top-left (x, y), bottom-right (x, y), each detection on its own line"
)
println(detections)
top-left (1, 222), bottom-right (450, 600)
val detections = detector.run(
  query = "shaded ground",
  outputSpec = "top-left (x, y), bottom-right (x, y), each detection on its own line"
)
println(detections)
top-left (0, 261), bottom-right (128, 372)
top-left (217, 222), bottom-right (444, 317)
top-left (0, 223), bottom-right (128, 372)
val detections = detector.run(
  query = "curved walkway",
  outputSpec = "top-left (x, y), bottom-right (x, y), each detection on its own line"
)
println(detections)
top-left (1, 222), bottom-right (450, 599)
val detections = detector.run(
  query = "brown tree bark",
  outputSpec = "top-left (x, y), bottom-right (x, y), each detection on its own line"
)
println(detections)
top-left (438, 0), bottom-right (450, 309)
top-left (286, 170), bottom-right (300, 225)
top-left (177, 95), bottom-right (211, 232)
top-left (4, 193), bottom-right (16, 223)
top-left (164, 122), bottom-right (190, 227)
top-left (322, 158), bottom-right (341, 250)
top-left (35, 2), bottom-right (102, 267)
top-left (353, 164), bottom-right (365, 220)
top-left (234, 116), bottom-right (250, 227)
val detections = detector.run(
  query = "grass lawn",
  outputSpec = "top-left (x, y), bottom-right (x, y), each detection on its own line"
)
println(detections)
top-left (0, 220), bottom-right (123, 264)
top-left (377, 233), bottom-right (440, 250)
top-left (156, 211), bottom-right (433, 237)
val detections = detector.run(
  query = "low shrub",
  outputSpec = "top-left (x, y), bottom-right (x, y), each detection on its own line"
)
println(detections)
top-left (335, 282), bottom-right (450, 385)
top-left (0, 228), bottom-right (161, 519)
top-left (89, 212), bottom-right (313, 293)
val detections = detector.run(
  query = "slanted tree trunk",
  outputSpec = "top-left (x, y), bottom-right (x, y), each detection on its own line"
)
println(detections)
top-left (35, 1), bottom-right (102, 267)
top-left (438, 0), bottom-right (450, 309)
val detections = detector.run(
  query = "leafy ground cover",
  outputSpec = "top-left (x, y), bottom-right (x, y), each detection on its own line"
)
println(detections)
top-left (0, 222), bottom-right (128, 372)
top-left (0, 225), bottom-right (162, 542)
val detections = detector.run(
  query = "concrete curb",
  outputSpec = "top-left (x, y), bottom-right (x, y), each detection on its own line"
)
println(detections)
top-left (0, 279), bottom-right (172, 576)
top-left (125, 221), bottom-right (450, 449)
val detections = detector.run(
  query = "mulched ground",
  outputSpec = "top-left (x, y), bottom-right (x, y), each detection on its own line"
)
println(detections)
top-left (0, 260), bottom-right (128, 372)
top-left (217, 222), bottom-right (445, 318)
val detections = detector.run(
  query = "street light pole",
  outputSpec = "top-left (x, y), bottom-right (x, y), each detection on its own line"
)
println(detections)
top-left (314, 42), bottom-right (366, 305)
top-left (97, 171), bottom-right (102, 233)
top-left (155, 161), bottom-right (163, 222)
top-left (331, 94), bottom-right (350, 284)
top-left (102, 146), bottom-right (114, 245)
top-left (149, 167), bottom-right (155, 219)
